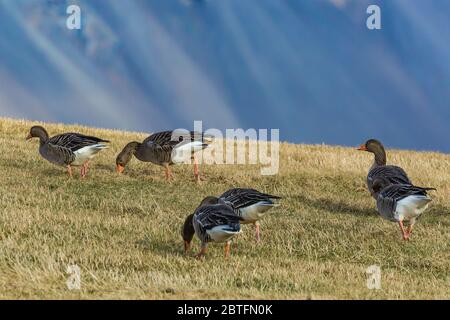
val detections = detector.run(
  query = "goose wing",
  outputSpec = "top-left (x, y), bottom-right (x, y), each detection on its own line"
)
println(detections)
top-left (368, 165), bottom-right (411, 198)
top-left (144, 130), bottom-right (212, 149)
top-left (48, 133), bottom-right (109, 152)
top-left (43, 133), bottom-right (109, 165)
top-left (144, 130), bottom-right (177, 146)
top-left (195, 204), bottom-right (243, 231)
top-left (143, 130), bottom-right (212, 164)
top-left (142, 131), bottom-right (177, 158)
top-left (377, 184), bottom-right (435, 221)
top-left (368, 165), bottom-right (411, 186)
top-left (380, 184), bottom-right (434, 202)
top-left (219, 188), bottom-right (281, 209)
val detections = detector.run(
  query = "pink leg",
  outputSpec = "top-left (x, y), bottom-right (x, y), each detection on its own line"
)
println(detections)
top-left (80, 164), bottom-right (86, 178)
top-left (193, 157), bottom-right (202, 183)
top-left (164, 164), bottom-right (173, 181)
top-left (84, 161), bottom-right (90, 176)
top-left (255, 221), bottom-right (261, 243)
top-left (80, 161), bottom-right (90, 178)
top-left (224, 241), bottom-right (231, 258)
top-left (406, 222), bottom-right (415, 239)
top-left (67, 165), bottom-right (73, 178)
top-left (398, 221), bottom-right (409, 241)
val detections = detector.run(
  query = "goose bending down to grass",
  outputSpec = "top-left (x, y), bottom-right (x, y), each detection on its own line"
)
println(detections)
top-left (194, 189), bottom-right (281, 243)
top-left (376, 184), bottom-right (435, 240)
top-left (357, 139), bottom-right (411, 199)
top-left (26, 126), bottom-right (109, 178)
top-left (219, 188), bottom-right (281, 243)
top-left (116, 130), bottom-right (212, 182)
top-left (182, 198), bottom-right (243, 259)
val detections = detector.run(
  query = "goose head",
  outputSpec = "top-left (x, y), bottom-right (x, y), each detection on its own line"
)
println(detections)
top-left (115, 141), bottom-right (140, 173)
top-left (26, 126), bottom-right (49, 143)
top-left (357, 139), bottom-right (387, 166)
top-left (182, 213), bottom-right (195, 254)
top-left (182, 196), bottom-right (219, 253)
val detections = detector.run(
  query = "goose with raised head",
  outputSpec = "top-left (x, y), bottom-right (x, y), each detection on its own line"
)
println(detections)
top-left (116, 130), bottom-right (212, 182)
top-left (357, 139), bottom-right (411, 199)
top-left (26, 126), bottom-right (109, 178)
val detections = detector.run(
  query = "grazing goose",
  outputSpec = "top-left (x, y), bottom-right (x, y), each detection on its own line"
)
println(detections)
top-left (26, 126), bottom-right (109, 178)
top-left (357, 139), bottom-right (411, 199)
top-left (203, 188), bottom-right (281, 243)
top-left (116, 130), bottom-right (212, 182)
top-left (376, 184), bottom-right (435, 240)
top-left (220, 188), bottom-right (281, 242)
top-left (182, 199), bottom-right (243, 259)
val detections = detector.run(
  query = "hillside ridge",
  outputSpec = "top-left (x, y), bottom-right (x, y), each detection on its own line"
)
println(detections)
top-left (0, 117), bottom-right (449, 299)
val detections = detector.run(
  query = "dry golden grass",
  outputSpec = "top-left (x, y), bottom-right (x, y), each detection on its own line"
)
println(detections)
top-left (0, 117), bottom-right (449, 300)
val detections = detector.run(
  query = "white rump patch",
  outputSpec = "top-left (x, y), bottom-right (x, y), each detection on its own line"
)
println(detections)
top-left (72, 144), bottom-right (108, 165)
top-left (206, 225), bottom-right (240, 242)
top-left (240, 202), bottom-right (278, 223)
top-left (171, 141), bottom-right (206, 164)
top-left (395, 195), bottom-right (431, 221)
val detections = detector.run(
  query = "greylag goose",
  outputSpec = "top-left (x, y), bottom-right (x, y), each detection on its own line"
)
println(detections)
top-left (357, 139), bottom-right (411, 199)
top-left (376, 184), bottom-right (435, 240)
top-left (182, 199), bottom-right (243, 259)
top-left (196, 189), bottom-right (281, 243)
top-left (116, 130), bottom-right (212, 182)
top-left (26, 126), bottom-right (109, 178)
top-left (219, 188), bottom-right (281, 242)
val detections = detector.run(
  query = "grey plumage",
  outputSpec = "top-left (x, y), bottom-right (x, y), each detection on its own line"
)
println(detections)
top-left (368, 165), bottom-right (411, 198)
top-left (376, 184), bottom-right (434, 222)
top-left (136, 130), bottom-right (181, 165)
top-left (28, 126), bottom-right (109, 168)
top-left (117, 130), bottom-right (211, 167)
top-left (41, 133), bottom-right (109, 166)
top-left (193, 204), bottom-right (242, 244)
top-left (358, 139), bottom-right (412, 199)
top-left (217, 188), bottom-right (281, 243)
top-left (116, 130), bottom-right (212, 181)
top-left (219, 188), bottom-right (281, 220)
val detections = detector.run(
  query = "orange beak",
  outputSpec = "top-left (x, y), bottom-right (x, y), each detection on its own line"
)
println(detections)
top-left (184, 240), bottom-right (191, 254)
top-left (116, 164), bottom-right (125, 173)
top-left (26, 133), bottom-right (32, 140)
top-left (357, 144), bottom-right (367, 151)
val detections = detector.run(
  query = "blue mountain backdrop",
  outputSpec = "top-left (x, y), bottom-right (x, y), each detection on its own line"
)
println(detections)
top-left (1, 0), bottom-right (449, 152)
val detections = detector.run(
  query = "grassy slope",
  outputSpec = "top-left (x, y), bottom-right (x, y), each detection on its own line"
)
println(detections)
top-left (0, 117), bottom-right (449, 300)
